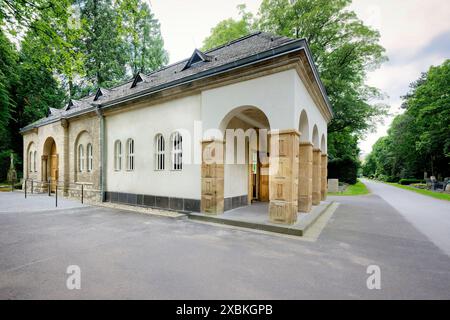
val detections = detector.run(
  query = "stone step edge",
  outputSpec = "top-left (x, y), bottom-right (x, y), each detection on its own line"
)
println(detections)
top-left (187, 201), bottom-right (334, 237)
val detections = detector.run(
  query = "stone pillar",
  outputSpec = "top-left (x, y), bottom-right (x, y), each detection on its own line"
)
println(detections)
top-left (61, 119), bottom-right (70, 195)
top-left (312, 148), bottom-right (321, 205)
top-left (298, 142), bottom-right (313, 213)
top-left (268, 130), bottom-right (299, 225)
top-left (201, 139), bottom-right (224, 215)
top-left (321, 154), bottom-right (328, 201)
top-left (41, 155), bottom-right (48, 193)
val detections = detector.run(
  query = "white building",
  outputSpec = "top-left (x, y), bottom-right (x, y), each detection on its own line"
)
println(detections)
top-left (21, 32), bottom-right (333, 225)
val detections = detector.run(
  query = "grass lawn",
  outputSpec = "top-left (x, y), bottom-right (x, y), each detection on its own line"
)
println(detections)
top-left (386, 183), bottom-right (450, 202)
top-left (328, 180), bottom-right (370, 196)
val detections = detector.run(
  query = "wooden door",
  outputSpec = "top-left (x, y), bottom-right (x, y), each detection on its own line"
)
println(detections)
top-left (50, 143), bottom-right (58, 192)
top-left (259, 162), bottom-right (269, 202)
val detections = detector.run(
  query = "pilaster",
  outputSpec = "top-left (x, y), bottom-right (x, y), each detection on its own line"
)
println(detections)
top-left (201, 139), bottom-right (224, 214)
top-left (268, 129), bottom-right (300, 224)
top-left (321, 153), bottom-right (328, 201)
top-left (312, 148), bottom-right (322, 205)
top-left (298, 142), bottom-right (313, 212)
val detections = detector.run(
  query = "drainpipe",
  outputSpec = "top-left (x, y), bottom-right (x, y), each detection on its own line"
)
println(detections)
top-left (95, 105), bottom-right (106, 201)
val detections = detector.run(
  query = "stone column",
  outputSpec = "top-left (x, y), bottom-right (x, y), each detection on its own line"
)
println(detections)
top-left (312, 148), bottom-right (322, 205)
top-left (268, 130), bottom-right (300, 225)
top-left (61, 119), bottom-right (70, 195)
top-left (201, 139), bottom-right (224, 215)
top-left (321, 153), bottom-right (328, 201)
top-left (298, 142), bottom-right (313, 213)
top-left (41, 155), bottom-right (48, 193)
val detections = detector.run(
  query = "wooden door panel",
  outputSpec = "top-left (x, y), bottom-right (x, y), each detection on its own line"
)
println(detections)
top-left (259, 163), bottom-right (269, 202)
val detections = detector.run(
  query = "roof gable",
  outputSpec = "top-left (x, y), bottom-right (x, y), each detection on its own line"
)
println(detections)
top-left (94, 88), bottom-right (103, 101)
top-left (182, 49), bottom-right (212, 71)
top-left (131, 73), bottom-right (144, 88)
top-left (65, 99), bottom-right (74, 111)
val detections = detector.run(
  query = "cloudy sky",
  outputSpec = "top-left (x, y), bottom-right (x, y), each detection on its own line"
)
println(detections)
top-left (150, 0), bottom-right (450, 154)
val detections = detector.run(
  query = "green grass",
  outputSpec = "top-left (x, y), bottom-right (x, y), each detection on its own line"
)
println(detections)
top-left (386, 182), bottom-right (450, 202)
top-left (328, 180), bottom-right (370, 196)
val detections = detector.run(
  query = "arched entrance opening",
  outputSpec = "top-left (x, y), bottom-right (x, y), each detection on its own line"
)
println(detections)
top-left (42, 137), bottom-right (58, 192)
top-left (26, 142), bottom-right (36, 178)
top-left (321, 134), bottom-right (326, 153)
top-left (299, 110), bottom-right (310, 142)
top-left (219, 106), bottom-right (271, 206)
top-left (312, 125), bottom-right (319, 148)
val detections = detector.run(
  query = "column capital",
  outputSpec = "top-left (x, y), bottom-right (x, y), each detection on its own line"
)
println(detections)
top-left (268, 129), bottom-right (300, 137)
top-left (201, 138), bottom-right (225, 144)
top-left (321, 153), bottom-right (328, 157)
top-left (299, 141), bottom-right (313, 146)
top-left (313, 148), bottom-right (322, 153)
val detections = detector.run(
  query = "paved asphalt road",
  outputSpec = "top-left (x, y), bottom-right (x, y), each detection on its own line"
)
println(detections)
top-left (362, 179), bottom-right (450, 257)
top-left (0, 191), bottom-right (449, 299)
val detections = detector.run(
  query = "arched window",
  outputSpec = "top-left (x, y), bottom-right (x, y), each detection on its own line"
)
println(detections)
top-left (87, 143), bottom-right (93, 172)
top-left (78, 144), bottom-right (84, 172)
top-left (155, 134), bottom-right (165, 170)
top-left (33, 151), bottom-right (37, 172)
top-left (29, 151), bottom-right (33, 172)
top-left (126, 138), bottom-right (134, 171)
top-left (114, 140), bottom-right (122, 171)
top-left (171, 132), bottom-right (182, 171)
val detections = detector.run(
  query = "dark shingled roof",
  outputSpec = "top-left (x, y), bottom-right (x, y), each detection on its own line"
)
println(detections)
top-left (21, 32), bottom-right (331, 132)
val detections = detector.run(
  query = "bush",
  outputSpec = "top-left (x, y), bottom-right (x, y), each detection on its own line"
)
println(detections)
top-left (328, 156), bottom-right (359, 185)
top-left (386, 176), bottom-right (400, 183)
top-left (399, 178), bottom-right (425, 185)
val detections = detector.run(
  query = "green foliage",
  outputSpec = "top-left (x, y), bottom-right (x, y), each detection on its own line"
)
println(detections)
top-left (0, 29), bottom-right (18, 157)
top-left (16, 32), bottom-right (67, 124)
top-left (258, 0), bottom-right (388, 137)
top-left (363, 60), bottom-right (450, 180)
top-left (328, 156), bottom-right (359, 184)
top-left (118, 0), bottom-right (168, 74)
top-left (398, 179), bottom-right (425, 185)
top-left (202, 5), bottom-right (255, 51)
top-left (80, 0), bottom-right (127, 88)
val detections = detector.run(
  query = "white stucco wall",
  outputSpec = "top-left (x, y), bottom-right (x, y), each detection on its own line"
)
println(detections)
top-left (293, 71), bottom-right (328, 151)
top-left (105, 95), bottom-right (202, 199)
top-left (201, 69), bottom-right (298, 134)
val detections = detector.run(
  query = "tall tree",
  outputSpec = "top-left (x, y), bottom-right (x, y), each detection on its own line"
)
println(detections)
top-left (79, 0), bottom-right (127, 89)
top-left (0, 27), bottom-right (18, 180)
top-left (258, 0), bottom-right (387, 136)
top-left (118, 0), bottom-right (168, 75)
top-left (363, 60), bottom-right (450, 180)
top-left (0, 28), bottom-right (18, 145)
top-left (202, 4), bottom-right (255, 51)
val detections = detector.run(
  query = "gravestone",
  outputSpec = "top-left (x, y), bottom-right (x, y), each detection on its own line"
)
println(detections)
top-left (328, 179), bottom-right (339, 193)
top-left (7, 153), bottom-right (17, 186)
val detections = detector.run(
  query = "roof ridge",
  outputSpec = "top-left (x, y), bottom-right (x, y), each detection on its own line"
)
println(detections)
top-left (203, 31), bottom-right (263, 54)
